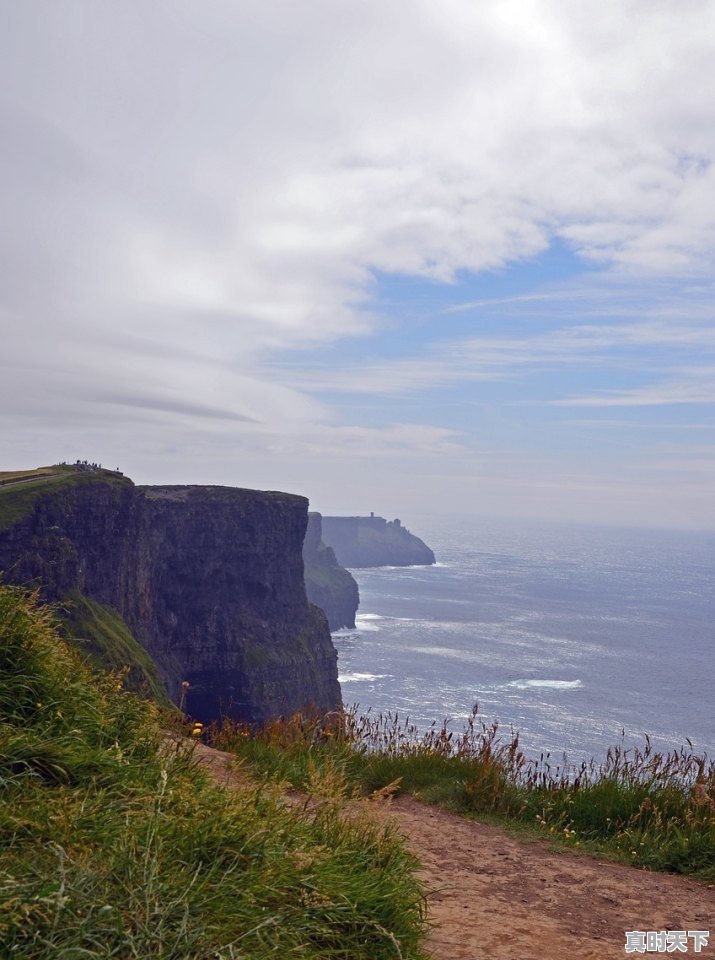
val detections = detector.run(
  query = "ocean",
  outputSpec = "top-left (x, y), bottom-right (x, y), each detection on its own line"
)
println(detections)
top-left (332, 516), bottom-right (715, 764)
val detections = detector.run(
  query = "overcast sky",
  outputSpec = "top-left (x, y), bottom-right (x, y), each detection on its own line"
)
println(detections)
top-left (2, 1), bottom-right (714, 529)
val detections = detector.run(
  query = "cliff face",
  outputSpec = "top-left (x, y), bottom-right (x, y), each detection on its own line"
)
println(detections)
top-left (303, 513), bottom-right (359, 630)
top-left (320, 515), bottom-right (436, 568)
top-left (0, 472), bottom-right (341, 723)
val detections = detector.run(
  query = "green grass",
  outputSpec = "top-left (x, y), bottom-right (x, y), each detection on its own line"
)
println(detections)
top-left (0, 585), bottom-right (427, 959)
top-left (304, 560), bottom-right (335, 588)
top-left (0, 466), bottom-right (132, 531)
top-left (0, 468), bottom-right (59, 484)
top-left (62, 593), bottom-right (171, 707)
top-left (212, 706), bottom-right (715, 880)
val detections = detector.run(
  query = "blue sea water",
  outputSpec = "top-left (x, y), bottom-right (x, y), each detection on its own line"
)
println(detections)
top-left (332, 516), bottom-right (715, 763)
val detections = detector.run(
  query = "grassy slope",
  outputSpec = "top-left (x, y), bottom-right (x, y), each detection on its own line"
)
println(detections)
top-left (62, 593), bottom-right (171, 707)
top-left (0, 468), bottom-right (58, 483)
top-left (212, 708), bottom-right (715, 880)
top-left (0, 585), bottom-right (426, 959)
top-left (0, 465), bottom-right (132, 531)
top-left (0, 464), bottom-right (165, 706)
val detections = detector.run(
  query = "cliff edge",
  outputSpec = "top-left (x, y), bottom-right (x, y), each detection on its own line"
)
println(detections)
top-left (303, 512), bottom-right (359, 630)
top-left (0, 466), bottom-right (341, 723)
top-left (320, 514), bottom-right (436, 568)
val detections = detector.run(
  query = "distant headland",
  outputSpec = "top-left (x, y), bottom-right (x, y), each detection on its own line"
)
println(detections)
top-left (319, 513), bottom-right (436, 568)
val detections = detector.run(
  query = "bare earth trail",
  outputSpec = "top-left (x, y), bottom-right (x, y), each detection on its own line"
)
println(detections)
top-left (191, 742), bottom-right (715, 960)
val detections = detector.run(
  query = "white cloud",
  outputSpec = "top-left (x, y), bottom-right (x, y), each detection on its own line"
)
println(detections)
top-left (288, 317), bottom-right (715, 396)
top-left (3, 2), bottom-right (715, 336)
top-left (552, 371), bottom-right (715, 408)
top-left (1, 1), bottom-right (715, 523)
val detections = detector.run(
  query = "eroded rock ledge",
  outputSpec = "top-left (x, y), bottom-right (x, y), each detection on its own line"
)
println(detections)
top-left (303, 512), bottom-right (360, 630)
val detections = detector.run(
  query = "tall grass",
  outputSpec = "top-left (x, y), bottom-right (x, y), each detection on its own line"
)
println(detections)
top-left (211, 704), bottom-right (715, 879)
top-left (0, 585), bottom-right (427, 959)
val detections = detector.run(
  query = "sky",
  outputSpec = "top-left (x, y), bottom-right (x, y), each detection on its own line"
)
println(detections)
top-left (1, 1), bottom-right (714, 530)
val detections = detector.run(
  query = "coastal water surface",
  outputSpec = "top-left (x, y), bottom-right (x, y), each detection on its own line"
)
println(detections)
top-left (333, 516), bottom-right (715, 763)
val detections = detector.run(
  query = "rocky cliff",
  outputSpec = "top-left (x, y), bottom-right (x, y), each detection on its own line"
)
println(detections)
top-left (303, 513), bottom-right (359, 630)
top-left (320, 515), bottom-right (436, 568)
top-left (0, 468), bottom-right (341, 723)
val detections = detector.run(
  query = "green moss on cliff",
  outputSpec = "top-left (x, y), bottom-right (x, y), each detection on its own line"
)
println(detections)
top-left (0, 466), bottom-right (132, 531)
top-left (304, 558), bottom-right (339, 588)
top-left (62, 594), bottom-right (171, 707)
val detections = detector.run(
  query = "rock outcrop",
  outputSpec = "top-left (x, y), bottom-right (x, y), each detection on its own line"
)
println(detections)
top-left (320, 515), bottom-right (435, 568)
top-left (0, 468), bottom-right (341, 723)
top-left (303, 513), bottom-right (359, 630)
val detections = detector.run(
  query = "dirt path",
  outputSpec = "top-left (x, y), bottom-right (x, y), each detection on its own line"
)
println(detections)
top-left (0, 472), bottom-right (58, 489)
top-left (190, 742), bottom-right (714, 960)
top-left (371, 795), bottom-right (713, 960)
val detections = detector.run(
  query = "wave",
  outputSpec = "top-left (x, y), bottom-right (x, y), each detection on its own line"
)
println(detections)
top-left (338, 672), bottom-right (388, 683)
top-left (355, 613), bottom-right (382, 632)
top-left (508, 679), bottom-right (583, 690)
top-left (333, 614), bottom-right (420, 635)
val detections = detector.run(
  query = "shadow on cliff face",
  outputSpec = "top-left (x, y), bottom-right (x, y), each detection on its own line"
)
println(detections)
top-left (0, 471), bottom-right (342, 724)
top-left (303, 512), bottom-right (360, 631)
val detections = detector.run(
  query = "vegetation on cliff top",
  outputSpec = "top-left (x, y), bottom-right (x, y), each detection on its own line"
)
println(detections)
top-left (212, 706), bottom-right (715, 880)
top-left (0, 464), bottom-right (132, 531)
top-left (0, 585), bottom-right (426, 959)
top-left (0, 466), bottom-right (164, 704)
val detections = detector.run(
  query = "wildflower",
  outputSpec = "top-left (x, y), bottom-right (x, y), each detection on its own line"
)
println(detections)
top-left (182, 681), bottom-right (190, 690)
